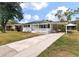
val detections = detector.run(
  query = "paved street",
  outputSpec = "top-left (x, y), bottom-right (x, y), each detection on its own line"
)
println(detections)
top-left (0, 33), bottom-right (64, 57)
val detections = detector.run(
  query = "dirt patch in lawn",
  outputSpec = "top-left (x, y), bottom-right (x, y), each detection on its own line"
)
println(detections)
top-left (49, 50), bottom-right (75, 57)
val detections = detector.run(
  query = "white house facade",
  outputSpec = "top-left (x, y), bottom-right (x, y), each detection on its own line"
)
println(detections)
top-left (22, 20), bottom-right (68, 33)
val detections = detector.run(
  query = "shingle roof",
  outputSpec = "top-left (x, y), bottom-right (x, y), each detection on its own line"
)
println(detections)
top-left (25, 20), bottom-right (53, 24)
top-left (23, 20), bottom-right (68, 24)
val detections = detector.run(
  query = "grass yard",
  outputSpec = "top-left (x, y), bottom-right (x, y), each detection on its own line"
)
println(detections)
top-left (39, 31), bottom-right (79, 57)
top-left (0, 31), bottom-right (39, 46)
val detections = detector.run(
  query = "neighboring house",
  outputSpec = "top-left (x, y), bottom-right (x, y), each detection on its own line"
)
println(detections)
top-left (22, 20), bottom-right (68, 33)
top-left (5, 24), bottom-right (23, 31)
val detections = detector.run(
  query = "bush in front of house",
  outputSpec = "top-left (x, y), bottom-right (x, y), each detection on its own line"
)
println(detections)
top-left (58, 24), bottom-right (65, 32)
top-left (53, 24), bottom-right (65, 32)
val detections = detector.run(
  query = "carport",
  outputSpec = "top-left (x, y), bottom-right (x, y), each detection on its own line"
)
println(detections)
top-left (65, 23), bottom-right (76, 34)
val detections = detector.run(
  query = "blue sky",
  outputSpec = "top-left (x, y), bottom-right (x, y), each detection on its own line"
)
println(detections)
top-left (19, 2), bottom-right (79, 23)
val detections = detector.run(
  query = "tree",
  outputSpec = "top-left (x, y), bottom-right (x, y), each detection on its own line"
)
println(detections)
top-left (64, 9), bottom-right (74, 23)
top-left (76, 17), bottom-right (79, 31)
top-left (74, 8), bottom-right (79, 14)
top-left (55, 10), bottom-right (65, 22)
top-left (7, 20), bottom-right (18, 25)
top-left (73, 8), bottom-right (79, 31)
top-left (76, 20), bottom-right (79, 31)
top-left (0, 2), bottom-right (23, 33)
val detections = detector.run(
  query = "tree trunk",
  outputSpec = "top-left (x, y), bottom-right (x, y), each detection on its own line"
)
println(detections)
top-left (1, 19), bottom-right (8, 33)
top-left (1, 23), bottom-right (6, 33)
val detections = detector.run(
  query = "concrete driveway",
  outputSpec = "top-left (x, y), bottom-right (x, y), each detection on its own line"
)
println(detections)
top-left (0, 33), bottom-right (64, 57)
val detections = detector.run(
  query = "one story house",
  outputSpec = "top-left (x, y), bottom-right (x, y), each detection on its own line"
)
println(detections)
top-left (22, 20), bottom-right (68, 33)
top-left (0, 20), bottom-right (76, 33)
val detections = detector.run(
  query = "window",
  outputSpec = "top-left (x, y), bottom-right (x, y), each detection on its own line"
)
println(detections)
top-left (47, 24), bottom-right (50, 28)
top-left (39, 25), bottom-right (43, 28)
top-left (28, 25), bottom-right (30, 27)
top-left (39, 24), bottom-right (50, 28)
top-left (44, 25), bottom-right (46, 28)
top-left (24, 25), bottom-right (30, 27)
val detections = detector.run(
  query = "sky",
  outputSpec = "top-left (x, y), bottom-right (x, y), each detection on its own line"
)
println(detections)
top-left (19, 2), bottom-right (79, 23)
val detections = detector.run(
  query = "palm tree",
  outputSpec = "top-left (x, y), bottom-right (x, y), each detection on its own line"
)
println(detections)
top-left (0, 2), bottom-right (23, 33)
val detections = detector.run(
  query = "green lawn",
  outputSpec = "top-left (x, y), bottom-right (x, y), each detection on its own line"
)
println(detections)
top-left (0, 31), bottom-right (39, 46)
top-left (39, 31), bottom-right (79, 57)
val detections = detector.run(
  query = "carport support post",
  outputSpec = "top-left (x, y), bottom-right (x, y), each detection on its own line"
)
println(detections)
top-left (66, 25), bottom-right (67, 34)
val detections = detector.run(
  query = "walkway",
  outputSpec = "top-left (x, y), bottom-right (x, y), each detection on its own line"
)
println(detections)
top-left (0, 33), bottom-right (64, 57)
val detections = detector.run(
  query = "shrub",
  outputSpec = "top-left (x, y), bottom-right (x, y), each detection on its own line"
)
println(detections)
top-left (58, 24), bottom-right (65, 32)
top-left (53, 24), bottom-right (65, 32)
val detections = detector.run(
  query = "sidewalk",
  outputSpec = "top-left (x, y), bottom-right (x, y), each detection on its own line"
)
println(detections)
top-left (0, 33), bottom-right (64, 57)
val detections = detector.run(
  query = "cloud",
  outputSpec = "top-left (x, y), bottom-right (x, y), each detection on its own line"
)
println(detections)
top-left (24, 14), bottom-right (39, 21)
top-left (19, 19), bottom-right (28, 23)
top-left (20, 3), bottom-right (30, 9)
top-left (33, 15), bottom-right (39, 20)
top-left (57, 6), bottom-right (68, 12)
top-left (19, 14), bottom-right (31, 23)
top-left (46, 13), bottom-right (56, 21)
top-left (46, 6), bottom-right (68, 21)
top-left (20, 2), bottom-right (48, 23)
top-left (31, 2), bottom-right (48, 10)
top-left (20, 14), bottom-right (40, 23)
top-left (20, 2), bottom-right (48, 10)
top-left (24, 14), bottom-right (32, 20)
